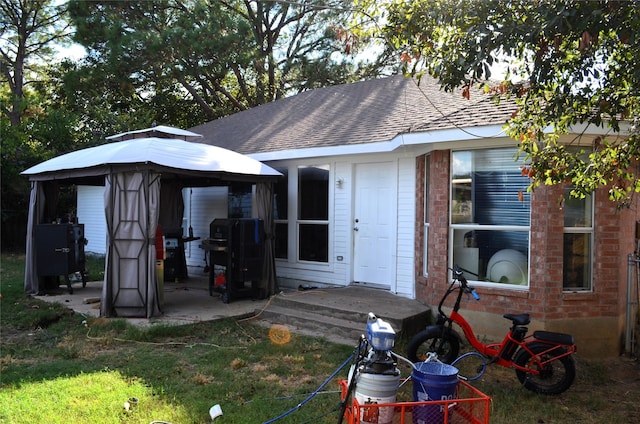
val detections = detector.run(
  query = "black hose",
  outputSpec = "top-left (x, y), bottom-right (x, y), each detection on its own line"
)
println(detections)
top-left (337, 337), bottom-right (368, 424)
top-left (262, 351), bottom-right (355, 424)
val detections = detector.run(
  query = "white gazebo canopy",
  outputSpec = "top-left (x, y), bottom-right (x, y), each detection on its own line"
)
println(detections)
top-left (23, 125), bottom-right (281, 182)
top-left (106, 124), bottom-right (203, 141)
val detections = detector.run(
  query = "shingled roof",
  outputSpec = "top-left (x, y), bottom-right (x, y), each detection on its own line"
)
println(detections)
top-left (191, 74), bottom-right (516, 156)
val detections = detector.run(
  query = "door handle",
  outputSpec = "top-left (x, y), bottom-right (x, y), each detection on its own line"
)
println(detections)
top-left (353, 227), bottom-right (359, 231)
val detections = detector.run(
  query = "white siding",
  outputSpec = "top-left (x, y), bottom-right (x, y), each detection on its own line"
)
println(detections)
top-left (76, 185), bottom-right (107, 254)
top-left (332, 161), bottom-right (352, 285)
top-left (396, 157), bottom-right (416, 298)
top-left (184, 187), bottom-right (228, 267)
top-left (265, 153), bottom-right (417, 299)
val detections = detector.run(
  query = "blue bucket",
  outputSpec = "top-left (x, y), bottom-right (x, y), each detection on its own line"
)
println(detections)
top-left (411, 361), bottom-right (459, 424)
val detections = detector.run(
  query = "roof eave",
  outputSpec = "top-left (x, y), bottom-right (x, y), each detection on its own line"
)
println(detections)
top-left (248, 124), bottom-right (509, 162)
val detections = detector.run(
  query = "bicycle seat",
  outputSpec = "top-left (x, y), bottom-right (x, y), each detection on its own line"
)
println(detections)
top-left (503, 313), bottom-right (530, 325)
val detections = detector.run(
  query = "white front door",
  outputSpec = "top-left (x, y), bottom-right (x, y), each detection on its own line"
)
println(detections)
top-left (353, 162), bottom-right (396, 289)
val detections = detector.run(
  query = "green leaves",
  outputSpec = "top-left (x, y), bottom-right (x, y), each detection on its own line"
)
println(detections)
top-left (383, 0), bottom-right (640, 206)
top-left (67, 0), bottom-right (389, 120)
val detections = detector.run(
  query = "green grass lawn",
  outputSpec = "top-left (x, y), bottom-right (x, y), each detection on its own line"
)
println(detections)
top-left (0, 254), bottom-right (354, 423)
top-left (1, 253), bottom-right (639, 423)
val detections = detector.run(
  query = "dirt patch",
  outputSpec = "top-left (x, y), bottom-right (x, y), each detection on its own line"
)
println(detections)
top-left (595, 357), bottom-right (640, 422)
top-left (597, 356), bottom-right (640, 398)
top-left (604, 356), bottom-right (640, 381)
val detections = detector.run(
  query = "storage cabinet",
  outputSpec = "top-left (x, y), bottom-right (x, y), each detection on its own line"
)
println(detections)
top-left (35, 224), bottom-right (87, 294)
top-left (205, 219), bottom-right (265, 303)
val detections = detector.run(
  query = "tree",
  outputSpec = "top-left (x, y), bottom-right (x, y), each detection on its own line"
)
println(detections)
top-left (382, 0), bottom-right (640, 205)
top-left (68, 0), bottom-right (392, 122)
top-left (1, 0), bottom-right (77, 250)
top-left (1, 0), bottom-right (70, 126)
top-left (45, 59), bottom-right (170, 142)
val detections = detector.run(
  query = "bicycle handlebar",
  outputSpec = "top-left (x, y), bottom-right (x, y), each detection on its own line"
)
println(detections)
top-left (451, 265), bottom-right (480, 301)
top-left (470, 289), bottom-right (480, 300)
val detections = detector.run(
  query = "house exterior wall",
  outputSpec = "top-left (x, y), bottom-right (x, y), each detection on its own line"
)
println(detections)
top-left (332, 160), bottom-right (352, 286)
top-left (76, 185), bottom-right (107, 255)
top-left (73, 154), bottom-right (417, 298)
top-left (414, 151), bottom-right (640, 358)
top-left (264, 153), bottom-right (416, 298)
top-left (415, 150), bottom-right (451, 302)
top-left (184, 186), bottom-right (228, 268)
top-left (397, 156), bottom-right (417, 296)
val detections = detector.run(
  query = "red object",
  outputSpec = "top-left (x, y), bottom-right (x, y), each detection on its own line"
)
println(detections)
top-left (338, 379), bottom-right (491, 424)
top-left (155, 225), bottom-right (164, 260)
top-left (215, 272), bottom-right (226, 287)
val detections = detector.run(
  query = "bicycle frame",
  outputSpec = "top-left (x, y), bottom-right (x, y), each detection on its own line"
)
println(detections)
top-left (436, 268), bottom-right (577, 375)
top-left (447, 309), bottom-right (576, 374)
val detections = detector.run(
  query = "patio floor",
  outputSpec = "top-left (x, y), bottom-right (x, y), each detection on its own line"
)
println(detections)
top-left (34, 266), bottom-right (431, 340)
top-left (34, 266), bottom-right (267, 327)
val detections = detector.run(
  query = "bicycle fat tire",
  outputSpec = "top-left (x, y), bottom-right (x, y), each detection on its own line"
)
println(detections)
top-left (407, 327), bottom-right (461, 364)
top-left (513, 342), bottom-right (576, 395)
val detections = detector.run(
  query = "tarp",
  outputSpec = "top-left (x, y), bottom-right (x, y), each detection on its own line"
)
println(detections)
top-left (22, 126), bottom-right (281, 318)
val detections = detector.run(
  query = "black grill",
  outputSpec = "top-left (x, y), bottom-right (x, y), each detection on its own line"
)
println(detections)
top-left (34, 223), bottom-right (87, 294)
top-left (203, 218), bottom-right (265, 303)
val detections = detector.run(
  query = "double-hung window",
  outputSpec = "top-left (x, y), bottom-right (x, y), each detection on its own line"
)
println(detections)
top-left (450, 148), bottom-right (531, 286)
top-left (562, 187), bottom-right (593, 291)
top-left (297, 165), bottom-right (329, 262)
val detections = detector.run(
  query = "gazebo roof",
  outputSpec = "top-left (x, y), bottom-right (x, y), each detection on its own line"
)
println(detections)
top-left (22, 126), bottom-right (282, 185)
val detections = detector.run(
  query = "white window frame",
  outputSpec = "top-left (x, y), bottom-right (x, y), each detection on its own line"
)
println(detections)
top-left (562, 191), bottom-right (594, 292)
top-left (449, 148), bottom-right (531, 290)
top-left (296, 164), bottom-right (330, 264)
top-left (423, 154), bottom-right (430, 277)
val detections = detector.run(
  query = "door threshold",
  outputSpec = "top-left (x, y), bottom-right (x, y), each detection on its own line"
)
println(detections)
top-left (351, 281), bottom-right (390, 290)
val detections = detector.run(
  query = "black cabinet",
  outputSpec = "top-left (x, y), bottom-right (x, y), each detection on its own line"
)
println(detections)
top-left (35, 224), bottom-right (87, 294)
top-left (206, 219), bottom-right (265, 303)
top-left (163, 228), bottom-right (188, 282)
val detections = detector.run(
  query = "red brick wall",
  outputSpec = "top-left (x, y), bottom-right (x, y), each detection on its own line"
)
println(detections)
top-left (529, 184), bottom-right (564, 320)
top-left (414, 149), bottom-right (640, 357)
top-left (595, 192), bottom-right (638, 314)
top-left (415, 151), bottom-right (451, 305)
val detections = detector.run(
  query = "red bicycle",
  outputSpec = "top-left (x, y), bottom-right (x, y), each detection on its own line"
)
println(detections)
top-left (407, 265), bottom-right (577, 395)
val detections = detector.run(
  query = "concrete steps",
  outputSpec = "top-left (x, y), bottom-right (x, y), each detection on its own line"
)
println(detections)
top-left (253, 287), bottom-right (431, 346)
top-left (255, 302), bottom-right (366, 346)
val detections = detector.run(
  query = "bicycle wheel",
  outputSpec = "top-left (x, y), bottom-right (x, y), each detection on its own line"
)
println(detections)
top-left (407, 327), bottom-right (460, 364)
top-left (513, 342), bottom-right (576, 395)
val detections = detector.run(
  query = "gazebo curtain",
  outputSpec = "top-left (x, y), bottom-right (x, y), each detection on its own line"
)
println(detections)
top-left (24, 181), bottom-right (59, 294)
top-left (101, 171), bottom-right (161, 318)
top-left (158, 181), bottom-right (185, 232)
top-left (256, 182), bottom-right (277, 296)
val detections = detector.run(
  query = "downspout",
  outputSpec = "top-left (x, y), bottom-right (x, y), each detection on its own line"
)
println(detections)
top-left (626, 252), bottom-right (640, 356)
